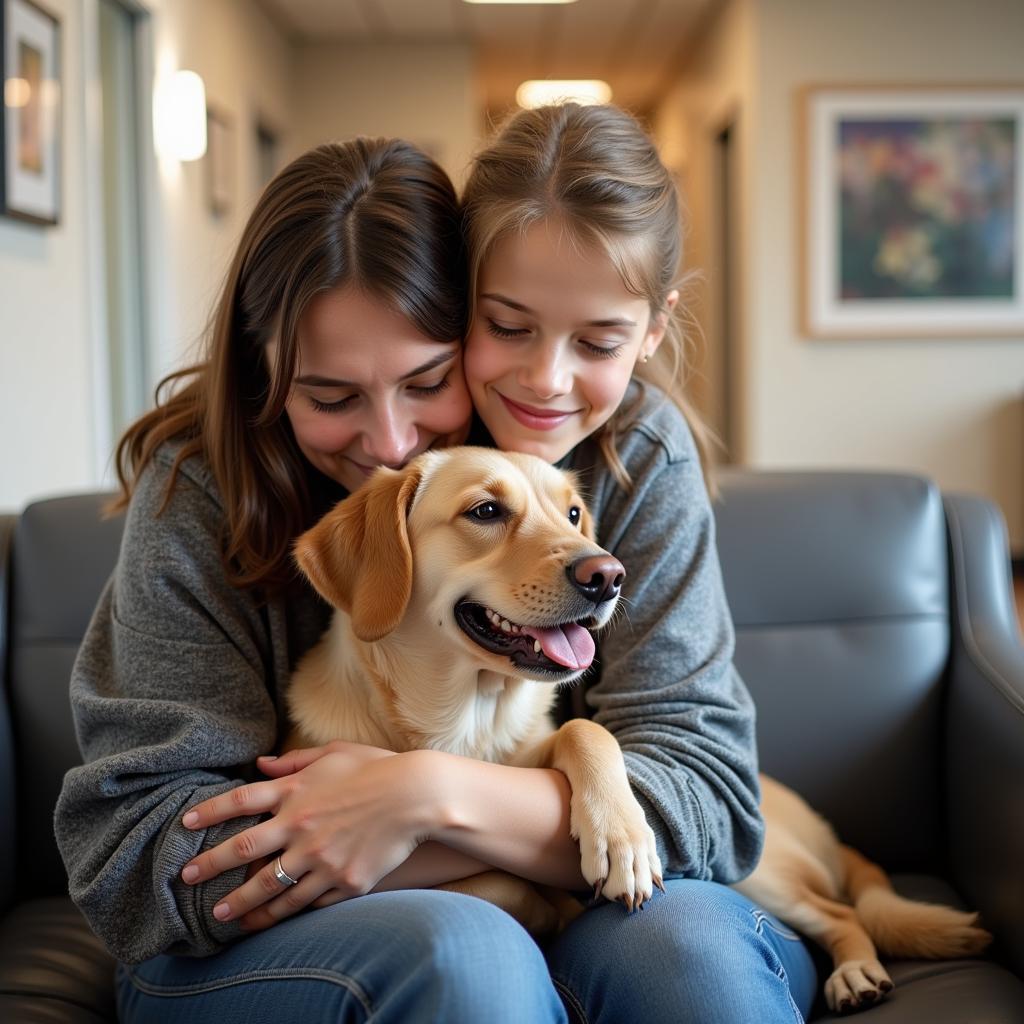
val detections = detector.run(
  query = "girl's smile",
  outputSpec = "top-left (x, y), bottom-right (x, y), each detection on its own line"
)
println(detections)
top-left (497, 393), bottom-right (581, 431)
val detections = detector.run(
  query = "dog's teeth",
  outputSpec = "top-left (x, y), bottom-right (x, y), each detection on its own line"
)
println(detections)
top-left (501, 619), bottom-right (511, 632)
top-left (534, 640), bottom-right (541, 653)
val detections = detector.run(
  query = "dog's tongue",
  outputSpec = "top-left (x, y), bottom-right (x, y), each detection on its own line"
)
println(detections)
top-left (521, 623), bottom-right (595, 670)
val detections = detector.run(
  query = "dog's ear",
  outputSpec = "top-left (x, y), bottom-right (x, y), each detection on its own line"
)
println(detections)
top-left (293, 463), bottom-right (423, 642)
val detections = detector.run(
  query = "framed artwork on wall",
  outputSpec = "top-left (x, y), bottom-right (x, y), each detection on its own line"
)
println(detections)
top-left (206, 105), bottom-right (234, 218)
top-left (0, 0), bottom-right (61, 225)
top-left (799, 85), bottom-right (1024, 338)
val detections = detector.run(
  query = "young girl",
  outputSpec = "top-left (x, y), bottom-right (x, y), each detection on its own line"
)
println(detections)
top-left (159, 106), bottom-right (820, 1021)
top-left (459, 101), bottom-right (822, 1021)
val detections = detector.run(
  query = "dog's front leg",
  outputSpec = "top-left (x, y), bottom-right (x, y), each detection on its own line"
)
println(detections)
top-left (529, 719), bottom-right (664, 910)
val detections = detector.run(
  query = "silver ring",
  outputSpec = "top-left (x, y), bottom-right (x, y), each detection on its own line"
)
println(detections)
top-left (273, 855), bottom-right (299, 887)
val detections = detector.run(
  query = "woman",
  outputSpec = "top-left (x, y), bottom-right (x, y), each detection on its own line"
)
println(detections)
top-left (57, 138), bottom-right (565, 1023)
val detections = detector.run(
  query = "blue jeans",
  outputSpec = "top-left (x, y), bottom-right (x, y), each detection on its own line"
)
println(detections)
top-left (117, 881), bottom-right (818, 1023)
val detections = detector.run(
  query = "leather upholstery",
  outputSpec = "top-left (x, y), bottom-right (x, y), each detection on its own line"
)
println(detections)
top-left (944, 493), bottom-right (1024, 981)
top-left (1, 497), bottom-right (122, 1022)
top-left (0, 515), bottom-right (17, 916)
top-left (0, 898), bottom-right (116, 1023)
top-left (9, 496), bottom-right (125, 898)
top-left (2, 475), bottom-right (1023, 1022)
top-left (715, 472), bottom-right (948, 871)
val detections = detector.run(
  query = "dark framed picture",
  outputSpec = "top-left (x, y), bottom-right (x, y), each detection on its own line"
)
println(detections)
top-left (1, 0), bottom-right (61, 225)
top-left (799, 85), bottom-right (1024, 338)
top-left (206, 105), bottom-right (233, 218)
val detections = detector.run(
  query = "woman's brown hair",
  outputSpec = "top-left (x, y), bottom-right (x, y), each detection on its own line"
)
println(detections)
top-left (462, 102), bottom-right (714, 491)
top-left (111, 138), bottom-right (467, 593)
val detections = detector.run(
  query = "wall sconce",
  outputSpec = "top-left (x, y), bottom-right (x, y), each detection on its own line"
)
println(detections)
top-left (4, 77), bottom-right (31, 107)
top-left (153, 70), bottom-right (207, 161)
top-left (515, 79), bottom-right (612, 109)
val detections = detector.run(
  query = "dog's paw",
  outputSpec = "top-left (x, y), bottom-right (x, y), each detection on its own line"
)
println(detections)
top-left (824, 959), bottom-right (894, 1015)
top-left (571, 787), bottom-right (663, 911)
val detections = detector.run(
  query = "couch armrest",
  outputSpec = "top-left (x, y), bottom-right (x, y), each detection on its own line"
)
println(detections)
top-left (0, 513), bottom-right (17, 915)
top-left (943, 493), bottom-right (1024, 977)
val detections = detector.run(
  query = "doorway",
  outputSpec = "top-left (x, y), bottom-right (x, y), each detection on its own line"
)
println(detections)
top-left (97, 0), bottom-right (148, 452)
top-left (713, 121), bottom-right (739, 464)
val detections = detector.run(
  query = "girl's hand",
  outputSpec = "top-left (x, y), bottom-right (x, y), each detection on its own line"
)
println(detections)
top-left (180, 744), bottom-right (440, 929)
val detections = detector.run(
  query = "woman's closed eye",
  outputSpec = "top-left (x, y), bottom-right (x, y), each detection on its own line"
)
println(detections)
top-left (486, 319), bottom-right (530, 340)
top-left (307, 373), bottom-right (452, 414)
top-left (408, 373), bottom-right (453, 398)
top-left (309, 394), bottom-right (356, 414)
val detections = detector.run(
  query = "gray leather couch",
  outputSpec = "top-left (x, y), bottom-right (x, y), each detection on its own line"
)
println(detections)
top-left (2, 471), bottom-right (1023, 1022)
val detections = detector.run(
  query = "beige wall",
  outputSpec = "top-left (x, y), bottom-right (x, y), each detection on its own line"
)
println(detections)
top-left (659, 0), bottom-right (1024, 544)
top-left (147, 0), bottom-right (295, 379)
top-left (0, 0), bottom-right (294, 510)
top-left (291, 40), bottom-right (479, 189)
top-left (0, 0), bottom-right (97, 507)
top-left (652, 0), bottom-right (757, 463)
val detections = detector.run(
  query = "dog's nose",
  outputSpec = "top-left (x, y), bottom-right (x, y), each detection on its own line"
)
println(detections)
top-left (567, 554), bottom-right (625, 605)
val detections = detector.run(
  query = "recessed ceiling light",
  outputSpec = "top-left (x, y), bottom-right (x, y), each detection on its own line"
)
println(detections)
top-left (515, 80), bottom-right (612, 109)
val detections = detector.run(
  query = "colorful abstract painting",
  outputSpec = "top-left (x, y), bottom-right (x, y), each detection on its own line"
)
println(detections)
top-left (838, 117), bottom-right (1015, 301)
top-left (802, 87), bottom-right (1024, 337)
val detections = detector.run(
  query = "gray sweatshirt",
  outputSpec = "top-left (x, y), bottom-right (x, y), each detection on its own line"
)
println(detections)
top-left (55, 382), bottom-right (763, 964)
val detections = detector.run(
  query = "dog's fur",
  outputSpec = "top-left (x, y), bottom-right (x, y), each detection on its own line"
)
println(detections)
top-left (288, 445), bottom-right (990, 1005)
top-left (287, 447), bottom-right (663, 935)
top-left (735, 776), bottom-right (991, 1013)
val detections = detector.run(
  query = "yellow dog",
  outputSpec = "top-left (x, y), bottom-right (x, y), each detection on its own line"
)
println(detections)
top-left (289, 445), bottom-right (990, 1007)
top-left (287, 446), bottom-right (663, 935)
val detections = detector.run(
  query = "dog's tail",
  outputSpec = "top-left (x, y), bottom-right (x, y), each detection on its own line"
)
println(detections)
top-left (843, 845), bottom-right (992, 960)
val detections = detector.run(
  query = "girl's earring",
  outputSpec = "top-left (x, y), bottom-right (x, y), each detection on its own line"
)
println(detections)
top-left (641, 353), bottom-right (651, 363)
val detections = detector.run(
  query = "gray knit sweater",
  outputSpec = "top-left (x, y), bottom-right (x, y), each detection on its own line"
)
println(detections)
top-left (55, 382), bottom-right (763, 964)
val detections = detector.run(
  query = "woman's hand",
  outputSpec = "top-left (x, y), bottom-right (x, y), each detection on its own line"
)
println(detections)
top-left (254, 740), bottom-right (356, 779)
top-left (180, 742), bottom-right (440, 929)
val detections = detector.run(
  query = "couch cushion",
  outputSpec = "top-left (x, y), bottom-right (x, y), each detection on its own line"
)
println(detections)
top-left (0, 515), bottom-right (17, 915)
top-left (810, 958), bottom-right (1024, 1022)
top-left (715, 471), bottom-right (948, 871)
top-left (0, 897), bottom-right (116, 1023)
top-left (9, 494), bottom-right (122, 896)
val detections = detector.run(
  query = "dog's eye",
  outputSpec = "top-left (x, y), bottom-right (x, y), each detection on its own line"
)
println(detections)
top-left (568, 506), bottom-right (582, 527)
top-left (466, 501), bottom-right (506, 522)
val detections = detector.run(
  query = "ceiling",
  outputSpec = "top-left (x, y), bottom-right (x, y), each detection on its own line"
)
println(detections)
top-left (256, 0), bottom-right (718, 115)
